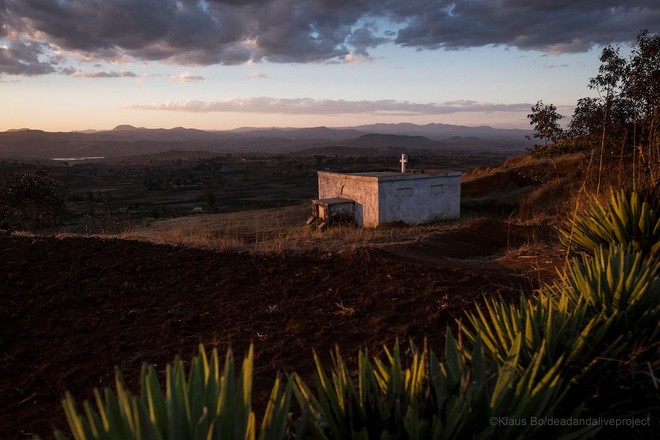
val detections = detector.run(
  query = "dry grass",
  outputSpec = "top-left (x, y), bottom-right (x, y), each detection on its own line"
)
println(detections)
top-left (31, 151), bottom-right (610, 255)
top-left (99, 203), bottom-right (460, 254)
top-left (40, 155), bottom-right (576, 254)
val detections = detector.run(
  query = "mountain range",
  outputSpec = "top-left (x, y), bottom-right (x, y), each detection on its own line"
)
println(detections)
top-left (0, 123), bottom-right (533, 160)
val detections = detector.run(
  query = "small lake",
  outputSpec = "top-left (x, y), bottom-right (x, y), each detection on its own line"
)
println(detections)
top-left (50, 157), bottom-right (105, 161)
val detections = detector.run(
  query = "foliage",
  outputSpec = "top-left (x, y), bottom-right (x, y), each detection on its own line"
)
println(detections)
top-left (567, 97), bottom-right (605, 140)
top-left (461, 191), bottom-right (659, 436)
top-left (547, 246), bottom-right (659, 330)
top-left (0, 168), bottom-right (64, 230)
top-left (53, 345), bottom-right (293, 440)
top-left (527, 100), bottom-right (565, 147)
top-left (527, 139), bottom-right (590, 159)
top-left (622, 30), bottom-right (660, 125)
top-left (461, 245), bottom-right (658, 375)
top-left (561, 189), bottom-right (660, 258)
top-left (588, 45), bottom-right (627, 102)
top-left (293, 336), bottom-right (575, 440)
top-left (531, 30), bottom-right (660, 190)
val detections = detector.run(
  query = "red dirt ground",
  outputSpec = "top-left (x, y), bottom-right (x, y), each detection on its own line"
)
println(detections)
top-left (0, 219), bottom-right (562, 439)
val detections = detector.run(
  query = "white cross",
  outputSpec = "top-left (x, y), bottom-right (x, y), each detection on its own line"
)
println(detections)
top-left (400, 153), bottom-right (408, 173)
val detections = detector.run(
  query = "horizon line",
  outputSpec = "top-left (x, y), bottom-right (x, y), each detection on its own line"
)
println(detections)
top-left (2, 121), bottom-right (533, 133)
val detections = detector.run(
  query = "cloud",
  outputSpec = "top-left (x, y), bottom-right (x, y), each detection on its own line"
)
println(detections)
top-left (170, 72), bottom-right (205, 82)
top-left (0, 38), bottom-right (58, 75)
top-left (248, 72), bottom-right (267, 79)
top-left (390, 1), bottom-right (660, 53)
top-left (63, 68), bottom-right (139, 78)
top-left (130, 97), bottom-right (531, 115)
top-left (84, 70), bottom-right (138, 78)
top-left (1, 0), bottom-right (658, 76)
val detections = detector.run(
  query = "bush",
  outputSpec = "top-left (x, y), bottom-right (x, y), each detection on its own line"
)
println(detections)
top-left (561, 189), bottom-right (660, 259)
top-left (461, 245), bottom-right (658, 372)
top-left (0, 168), bottom-right (64, 230)
top-left (528, 139), bottom-right (591, 158)
top-left (54, 345), bottom-right (293, 440)
top-left (294, 335), bottom-right (575, 439)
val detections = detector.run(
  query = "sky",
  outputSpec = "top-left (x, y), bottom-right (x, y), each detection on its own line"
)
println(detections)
top-left (1, 0), bottom-right (658, 132)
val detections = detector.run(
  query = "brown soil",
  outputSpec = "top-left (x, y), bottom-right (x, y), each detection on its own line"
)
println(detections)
top-left (0, 219), bottom-right (563, 439)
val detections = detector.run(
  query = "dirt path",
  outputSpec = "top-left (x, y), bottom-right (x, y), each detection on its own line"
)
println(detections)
top-left (0, 222), bottom-right (562, 439)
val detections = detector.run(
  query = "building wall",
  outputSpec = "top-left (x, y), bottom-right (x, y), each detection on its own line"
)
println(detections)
top-left (378, 173), bottom-right (460, 224)
top-left (317, 172), bottom-right (379, 226)
top-left (317, 171), bottom-right (461, 227)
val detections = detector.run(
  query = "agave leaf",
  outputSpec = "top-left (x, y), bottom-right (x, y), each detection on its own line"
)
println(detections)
top-left (60, 392), bottom-right (91, 440)
top-left (188, 352), bottom-right (207, 439)
top-left (490, 334), bottom-right (522, 411)
top-left (167, 360), bottom-right (191, 440)
top-left (310, 350), bottom-right (344, 436)
top-left (292, 375), bottom-right (327, 440)
top-left (259, 374), bottom-right (292, 440)
top-left (217, 348), bottom-right (236, 439)
top-left (562, 189), bottom-right (660, 258)
top-left (143, 366), bottom-right (167, 438)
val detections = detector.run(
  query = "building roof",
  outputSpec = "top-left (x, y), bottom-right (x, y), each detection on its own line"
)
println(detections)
top-left (318, 170), bottom-right (461, 182)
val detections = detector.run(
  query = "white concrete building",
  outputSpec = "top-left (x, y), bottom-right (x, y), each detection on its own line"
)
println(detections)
top-left (315, 167), bottom-right (461, 227)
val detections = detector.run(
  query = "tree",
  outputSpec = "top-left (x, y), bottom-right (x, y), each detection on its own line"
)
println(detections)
top-left (622, 30), bottom-right (660, 124)
top-left (567, 97), bottom-right (603, 139)
top-left (569, 31), bottom-right (659, 150)
top-left (527, 100), bottom-right (565, 147)
top-left (0, 168), bottom-right (64, 230)
top-left (626, 31), bottom-right (660, 187)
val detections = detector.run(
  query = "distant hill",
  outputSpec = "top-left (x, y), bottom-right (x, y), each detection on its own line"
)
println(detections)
top-left (351, 122), bottom-right (529, 142)
top-left (111, 124), bottom-right (143, 131)
top-left (227, 126), bottom-right (364, 141)
top-left (0, 123), bottom-right (532, 160)
top-left (94, 125), bottom-right (220, 142)
top-left (344, 133), bottom-right (443, 149)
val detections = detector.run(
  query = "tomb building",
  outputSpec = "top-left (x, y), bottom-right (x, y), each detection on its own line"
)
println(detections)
top-left (313, 154), bottom-right (461, 227)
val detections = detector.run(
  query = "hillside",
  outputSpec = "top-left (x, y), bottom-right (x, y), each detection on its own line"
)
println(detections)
top-left (0, 123), bottom-right (533, 159)
top-left (0, 152), bottom-right (580, 439)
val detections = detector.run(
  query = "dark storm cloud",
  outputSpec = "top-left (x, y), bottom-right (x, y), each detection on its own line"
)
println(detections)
top-left (391, 0), bottom-right (660, 53)
top-left (1, 0), bottom-right (658, 76)
top-left (0, 39), bottom-right (57, 75)
top-left (6, 0), bottom-right (249, 62)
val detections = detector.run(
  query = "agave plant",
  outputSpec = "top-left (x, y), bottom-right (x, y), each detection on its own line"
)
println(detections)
top-left (561, 189), bottom-right (660, 258)
top-left (462, 244), bottom-right (659, 387)
top-left (54, 345), bottom-right (293, 440)
top-left (460, 295), bottom-right (592, 372)
top-left (293, 333), bottom-right (579, 440)
top-left (546, 245), bottom-right (659, 320)
top-left (462, 245), bottom-right (659, 370)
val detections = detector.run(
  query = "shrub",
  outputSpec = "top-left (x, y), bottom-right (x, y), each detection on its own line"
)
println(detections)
top-left (53, 345), bottom-right (293, 440)
top-left (461, 191), bottom-right (659, 437)
top-left (461, 245), bottom-right (658, 374)
top-left (293, 335), bottom-right (577, 439)
top-left (561, 189), bottom-right (660, 259)
top-left (0, 168), bottom-right (64, 230)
